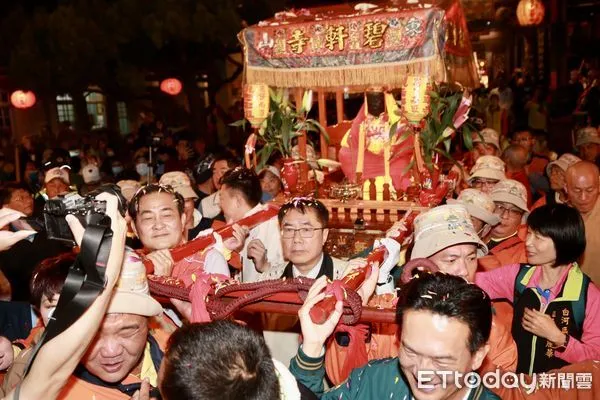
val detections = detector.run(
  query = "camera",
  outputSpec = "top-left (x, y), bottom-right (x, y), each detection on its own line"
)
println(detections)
top-left (43, 184), bottom-right (126, 245)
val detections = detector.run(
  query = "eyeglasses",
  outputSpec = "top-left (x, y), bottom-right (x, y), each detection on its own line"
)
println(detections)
top-left (281, 226), bottom-right (325, 239)
top-left (494, 203), bottom-right (524, 218)
top-left (472, 178), bottom-right (499, 188)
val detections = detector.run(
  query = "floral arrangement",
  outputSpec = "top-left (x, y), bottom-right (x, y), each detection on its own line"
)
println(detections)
top-left (233, 88), bottom-right (327, 171)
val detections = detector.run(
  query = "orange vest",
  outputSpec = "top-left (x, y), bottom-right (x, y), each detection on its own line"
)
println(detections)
top-left (57, 328), bottom-right (170, 400)
top-left (478, 226), bottom-right (528, 272)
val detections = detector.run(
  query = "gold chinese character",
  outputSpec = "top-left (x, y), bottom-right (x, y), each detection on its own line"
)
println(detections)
top-left (363, 21), bottom-right (388, 49)
top-left (287, 29), bottom-right (309, 54)
top-left (325, 25), bottom-right (348, 51)
top-left (561, 326), bottom-right (569, 334)
top-left (562, 309), bottom-right (570, 316)
top-left (561, 316), bottom-right (570, 325)
top-left (546, 348), bottom-right (554, 358)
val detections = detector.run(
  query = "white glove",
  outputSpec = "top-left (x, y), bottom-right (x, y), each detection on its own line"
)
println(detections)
top-left (193, 227), bottom-right (214, 239)
top-left (373, 238), bottom-right (401, 295)
top-left (0, 209), bottom-right (37, 252)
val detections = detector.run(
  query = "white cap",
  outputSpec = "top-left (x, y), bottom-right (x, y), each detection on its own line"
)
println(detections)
top-left (44, 166), bottom-right (70, 185)
top-left (82, 164), bottom-right (101, 184)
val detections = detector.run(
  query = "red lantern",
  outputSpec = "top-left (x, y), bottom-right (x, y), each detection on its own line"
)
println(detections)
top-left (10, 90), bottom-right (36, 109)
top-left (160, 78), bottom-right (183, 96)
top-left (517, 0), bottom-right (545, 26)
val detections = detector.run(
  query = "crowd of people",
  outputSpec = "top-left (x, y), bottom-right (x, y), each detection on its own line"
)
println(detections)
top-left (0, 69), bottom-right (599, 399)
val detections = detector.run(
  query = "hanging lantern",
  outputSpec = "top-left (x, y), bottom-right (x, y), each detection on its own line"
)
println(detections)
top-left (243, 83), bottom-right (270, 127)
top-left (10, 90), bottom-right (36, 109)
top-left (517, 0), bottom-right (545, 27)
top-left (402, 76), bottom-right (430, 125)
top-left (160, 78), bottom-right (183, 96)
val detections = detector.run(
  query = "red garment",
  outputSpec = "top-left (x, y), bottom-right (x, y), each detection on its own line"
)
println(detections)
top-left (478, 225), bottom-right (528, 272)
top-left (528, 156), bottom-right (549, 176)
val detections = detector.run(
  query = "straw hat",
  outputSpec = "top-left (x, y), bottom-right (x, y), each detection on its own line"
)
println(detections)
top-left (490, 179), bottom-right (529, 214)
top-left (410, 204), bottom-right (488, 260)
top-left (473, 128), bottom-right (500, 150)
top-left (545, 153), bottom-right (581, 176)
top-left (448, 188), bottom-right (500, 226)
top-left (468, 155), bottom-right (506, 184)
top-left (576, 127), bottom-right (600, 147)
top-left (107, 248), bottom-right (162, 317)
top-left (160, 171), bottom-right (198, 200)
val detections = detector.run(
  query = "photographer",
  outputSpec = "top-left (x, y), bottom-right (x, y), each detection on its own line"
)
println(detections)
top-left (0, 191), bottom-right (129, 400)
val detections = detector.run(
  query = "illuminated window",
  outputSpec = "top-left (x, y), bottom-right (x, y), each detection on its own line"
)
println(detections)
top-left (56, 94), bottom-right (75, 123)
top-left (117, 101), bottom-right (129, 134)
top-left (85, 92), bottom-right (106, 129)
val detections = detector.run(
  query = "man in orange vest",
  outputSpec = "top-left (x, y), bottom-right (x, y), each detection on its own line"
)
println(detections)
top-left (4, 249), bottom-right (169, 399)
top-left (325, 205), bottom-right (518, 385)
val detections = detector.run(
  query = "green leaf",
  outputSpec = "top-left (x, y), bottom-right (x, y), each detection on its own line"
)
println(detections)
top-left (229, 119), bottom-right (246, 128)
top-left (389, 120), bottom-right (399, 139)
top-left (444, 138), bottom-right (451, 154)
top-left (463, 125), bottom-right (473, 150)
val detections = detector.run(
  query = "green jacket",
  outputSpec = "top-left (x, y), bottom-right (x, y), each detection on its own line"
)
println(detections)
top-left (290, 347), bottom-right (500, 400)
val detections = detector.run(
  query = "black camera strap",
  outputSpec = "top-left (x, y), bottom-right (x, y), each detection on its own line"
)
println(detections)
top-left (21, 224), bottom-right (113, 378)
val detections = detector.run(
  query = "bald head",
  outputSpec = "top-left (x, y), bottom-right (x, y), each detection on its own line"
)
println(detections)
top-left (502, 144), bottom-right (528, 171)
top-left (566, 161), bottom-right (600, 215)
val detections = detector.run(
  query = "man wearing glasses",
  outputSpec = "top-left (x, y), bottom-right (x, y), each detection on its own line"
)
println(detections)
top-left (467, 155), bottom-right (506, 195)
top-left (478, 179), bottom-right (529, 271)
top-left (258, 197), bottom-right (399, 366)
top-left (258, 198), bottom-right (399, 281)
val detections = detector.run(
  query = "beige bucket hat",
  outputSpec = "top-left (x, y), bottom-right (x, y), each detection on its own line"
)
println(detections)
top-left (448, 188), bottom-right (501, 226)
top-left (410, 204), bottom-right (488, 260)
top-left (117, 180), bottom-right (142, 202)
top-left (545, 153), bottom-right (581, 176)
top-left (576, 127), bottom-right (600, 147)
top-left (473, 128), bottom-right (500, 150)
top-left (107, 248), bottom-right (162, 317)
top-left (468, 155), bottom-right (506, 184)
top-left (490, 179), bottom-right (529, 214)
top-left (160, 171), bottom-right (198, 200)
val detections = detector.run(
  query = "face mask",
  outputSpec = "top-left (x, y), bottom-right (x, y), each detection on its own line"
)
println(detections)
top-left (112, 166), bottom-right (124, 176)
top-left (136, 163), bottom-right (149, 177)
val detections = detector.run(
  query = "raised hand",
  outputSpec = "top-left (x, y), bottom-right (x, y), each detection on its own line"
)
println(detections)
top-left (298, 276), bottom-right (344, 358)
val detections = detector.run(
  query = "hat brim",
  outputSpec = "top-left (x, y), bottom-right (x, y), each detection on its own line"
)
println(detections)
top-left (468, 169), bottom-right (505, 183)
top-left (577, 138), bottom-right (600, 146)
top-left (472, 137), bottom-right (500, 150)
top-left (545, 160), bottom-right (566, 176)
top-left (107, 291), bottom-right (163, 317)
top-left (175, 185), bottom-right (199, 200)
top-left (447, 199), bottom-right (501, 226)
top-left (410, 231), bottom-right (488, 260)
top-left (44, 175), bottom-right (70, 185)
top-left (491, 192), bottom-right (529, 213)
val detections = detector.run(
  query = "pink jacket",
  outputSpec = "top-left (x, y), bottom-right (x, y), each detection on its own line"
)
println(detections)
top-left (475, 263), bottom-right (600, 364)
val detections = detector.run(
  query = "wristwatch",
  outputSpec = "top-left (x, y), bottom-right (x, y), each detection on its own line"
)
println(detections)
top-left (553, 334), bottom-right (570, 352)
top-left (377, 275), bottom-right (393, 286)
